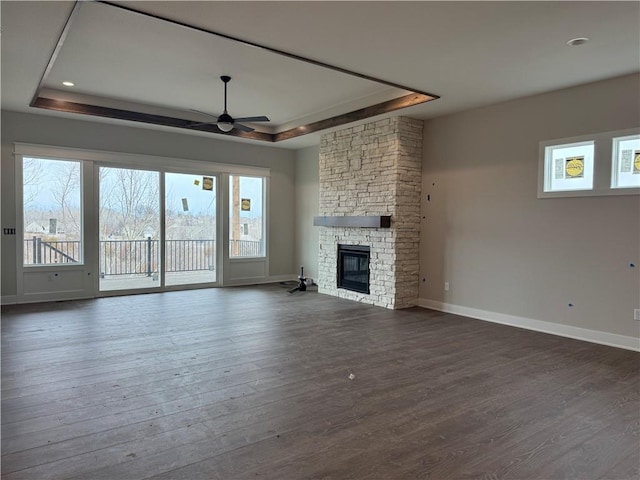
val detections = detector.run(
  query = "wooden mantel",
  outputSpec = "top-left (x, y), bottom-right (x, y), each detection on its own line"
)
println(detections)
top-left (313, 216), bottom-right (391, 228)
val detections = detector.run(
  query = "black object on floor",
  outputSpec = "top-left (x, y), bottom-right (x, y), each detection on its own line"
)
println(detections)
top-left (289, 266), bottom-right (307, 294)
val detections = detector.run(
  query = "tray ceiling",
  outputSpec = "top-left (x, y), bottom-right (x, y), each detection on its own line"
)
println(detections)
top-left (2, 1), bottom-right (638, 149)
top-left (30, 1), bottom-right (436, 143)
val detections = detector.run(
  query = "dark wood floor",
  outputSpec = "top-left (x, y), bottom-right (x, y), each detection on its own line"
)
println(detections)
top-left (1, 284), bottom-right (638, 480)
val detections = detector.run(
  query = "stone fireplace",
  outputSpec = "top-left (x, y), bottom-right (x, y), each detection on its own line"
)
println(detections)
top-left (316, 116), bottom-right (423, 309)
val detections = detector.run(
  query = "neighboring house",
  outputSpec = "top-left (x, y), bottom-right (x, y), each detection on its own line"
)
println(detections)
top-left (24, 221), bottom-right (47, 234)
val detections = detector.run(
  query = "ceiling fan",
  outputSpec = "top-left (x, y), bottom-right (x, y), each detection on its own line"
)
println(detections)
top-left (190, 76), bottom-right (270, 133)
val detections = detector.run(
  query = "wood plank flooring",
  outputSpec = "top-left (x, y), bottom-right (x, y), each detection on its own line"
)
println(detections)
top-left (1, 284), bottom-right (638, 479)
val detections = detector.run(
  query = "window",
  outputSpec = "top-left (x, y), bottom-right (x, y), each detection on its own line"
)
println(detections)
top-left (23, 157), bottom-right (83, 265)
top-left (538, 128), bottom-right (640, 198)
top-left (611, 134), bottom-right (640, 189)
top-left (542, 140), bottom-right (595, 193)
top-left (229, 175), bottom-right (265, 258)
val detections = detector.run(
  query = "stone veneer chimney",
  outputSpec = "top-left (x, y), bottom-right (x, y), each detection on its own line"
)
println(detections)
top-left (317, 116), bottom-right (423, 309)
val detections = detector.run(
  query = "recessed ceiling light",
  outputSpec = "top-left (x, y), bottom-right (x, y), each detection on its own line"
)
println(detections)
top-left (567, 37), bottom-right (589, 46)
top-left (62, 81), bottom-right (75, 87)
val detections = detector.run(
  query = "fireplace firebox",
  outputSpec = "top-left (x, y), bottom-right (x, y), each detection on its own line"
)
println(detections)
top-left (337, 244), bottom-right (370, 294)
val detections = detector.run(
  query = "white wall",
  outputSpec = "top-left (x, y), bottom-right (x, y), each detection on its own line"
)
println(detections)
top-left (294, 145), bottom-right (319, 281)
top-left (1, 111), bottom-right (296, 298)
top-left (420, 74), bottom-right (640, 343)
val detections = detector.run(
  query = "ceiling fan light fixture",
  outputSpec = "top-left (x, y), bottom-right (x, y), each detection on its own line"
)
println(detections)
top-left (217, 121), bottom-right (233, 132)
top-left (217, 111), bottom-right (234, 132)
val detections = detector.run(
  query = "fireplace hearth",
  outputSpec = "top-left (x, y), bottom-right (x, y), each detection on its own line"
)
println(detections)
top-left (337, 245), bottom-right (370, 294)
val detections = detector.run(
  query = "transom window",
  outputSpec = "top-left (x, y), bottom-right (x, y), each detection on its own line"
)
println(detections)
top-left (538, 128), bottom-right (640, 198)
top-left (542, 140), bottom-right (595, 193)
top-left (611, 134), bottom-right (640, 189)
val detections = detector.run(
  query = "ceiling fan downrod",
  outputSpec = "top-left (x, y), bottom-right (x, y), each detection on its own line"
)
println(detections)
top-left (217, 75), bottom-right (234, 131)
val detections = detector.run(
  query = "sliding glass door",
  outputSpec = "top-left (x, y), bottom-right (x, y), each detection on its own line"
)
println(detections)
top-left (16, 145), bottom-right (267, 301)
top-left (98, 166), bottom-right (161, 292)
top-left (165, 172), bottom-right (217, 286)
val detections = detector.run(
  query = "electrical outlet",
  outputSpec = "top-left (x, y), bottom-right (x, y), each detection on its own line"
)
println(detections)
top-left (634, 309), bottom-right (640, 321)
top-left (444, 282), bottom-right (449, 291)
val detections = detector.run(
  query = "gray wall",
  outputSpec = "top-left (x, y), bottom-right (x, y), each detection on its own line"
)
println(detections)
top-left (420, 73), bottom-right (640, 338)
top-left (294, 145), bottom-right (320, 281)
top-left (1, 111), bottom-right (296, 297)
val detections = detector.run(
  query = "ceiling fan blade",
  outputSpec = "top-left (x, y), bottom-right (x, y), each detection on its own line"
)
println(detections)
top-left (186, 121), bottom-right (213, 128)
top-left (233, 116), bottom-right (270, 123)
top-left (189, 108), bottom-right (219, 120)
top-left (234, 123), bottom-right (255, 133)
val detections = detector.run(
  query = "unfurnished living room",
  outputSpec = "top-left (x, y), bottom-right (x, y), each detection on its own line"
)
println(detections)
top-left (1, 2), bottom-right (639, 479)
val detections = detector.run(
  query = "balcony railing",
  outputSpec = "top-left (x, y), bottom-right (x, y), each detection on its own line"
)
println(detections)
top-left (24, 238), bottom-right (261, 275)
top-left (25, 237), bottom-right (81, 265)
top-left (100, 239), bottom-right (160, 277)
top-left (229, 239), bottom-right (261, 257)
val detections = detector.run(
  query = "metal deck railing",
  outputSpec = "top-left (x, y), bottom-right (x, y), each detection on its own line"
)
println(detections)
top-left (24, 238), bottom-right (261, 275)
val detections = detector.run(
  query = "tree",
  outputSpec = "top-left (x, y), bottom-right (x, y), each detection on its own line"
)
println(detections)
top-left (51, 161), bottom-right (81, 236)
top-left (22, 158), bottom-right (43, 208)
top-left (100, 167), bottom-right (160, 240)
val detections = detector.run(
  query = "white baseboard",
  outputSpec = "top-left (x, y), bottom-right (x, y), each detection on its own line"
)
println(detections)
top-left (1, 295), bottom-right (17, 305)
top-left (419, 298), bottom-right (640, 352)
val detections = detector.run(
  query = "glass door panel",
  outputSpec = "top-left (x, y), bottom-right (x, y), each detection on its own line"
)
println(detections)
top-left (99, 166), bottom-right (160, 291)
top-left (165, 173), bottom-right (217, 286)
top-left (229, 175), bottom-right (265, 258)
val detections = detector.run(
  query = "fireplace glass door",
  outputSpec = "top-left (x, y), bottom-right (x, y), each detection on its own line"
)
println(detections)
top-left (337, 244), bottom-right (370, 294)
